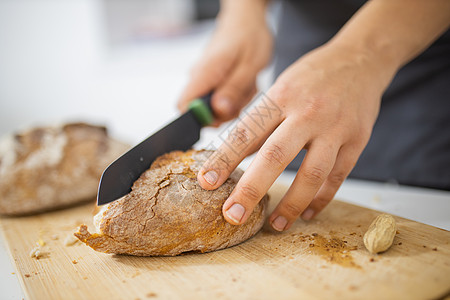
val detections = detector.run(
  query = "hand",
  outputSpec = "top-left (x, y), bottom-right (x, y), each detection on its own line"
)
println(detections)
top-left (177, 0), bottom-right (273, 125)
top-left (197, 42), bottom-right (396, 231)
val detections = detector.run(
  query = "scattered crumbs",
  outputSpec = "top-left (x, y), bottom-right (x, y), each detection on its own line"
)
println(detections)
top-left (370, 258), bottom-right (375, 262)
top-left (432, 247), bottom-right (438, 251)
top-left (72, 260), bottom-right (78, 264)
top-left (423, 245), bottom-right (427, 248)
top-left (357, 225), bottom-right (362, 228)
top-left (396, 230), bottom-right (400, 235)
top-left (50, 234), bottom-right (59, 240)
top-left (398, 242), bottom-right (403, 246)
top-left (231, 278), bottom-right (237, 282)
top-left (308, 233), bottom-right (360, 268)
top-left (349, 232), bottom-right (356, 236)
top-left (64, 234), bottom-right (80, 246)
top-left (24, 274), bottom-right (31, 278)
top-left (34, 272), bottom-right (38, 275)
top-left (312, 233), bottom-right (318, 237)
top-left (146, 292), bottom-right (157, 298)
top-left (83, 276), bottom-right (88, 280)
top-left (37, 238), bottom-right (46, 246)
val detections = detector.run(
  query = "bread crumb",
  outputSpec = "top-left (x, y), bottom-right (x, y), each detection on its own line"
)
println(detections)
top-left (51, 234), bottom-right (59, 240)
top-left (30, 245), bottom-right (42, 259)
top-left (24, 274), bottom-right (31, 278)
top-left (64, 234), bottom-right (80, 246)
top-left (72, 260), bottom-right (78, 264)
top-left (146, 292), bottom-right (157, 298)
top-left (131, 271), bottom-right (141, 278)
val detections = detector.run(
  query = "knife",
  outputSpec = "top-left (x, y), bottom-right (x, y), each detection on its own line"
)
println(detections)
top-left (97, 94), bottom-right (213, 205)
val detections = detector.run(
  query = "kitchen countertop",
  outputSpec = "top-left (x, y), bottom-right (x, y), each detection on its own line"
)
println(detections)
top-left (0, 1), bottom-right (449, 298)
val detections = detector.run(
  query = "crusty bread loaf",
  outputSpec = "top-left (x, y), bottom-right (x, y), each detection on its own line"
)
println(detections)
top-left (75, 150), bottom-right (268, 256)
top-left (0, 123), bottom-right (129, 215)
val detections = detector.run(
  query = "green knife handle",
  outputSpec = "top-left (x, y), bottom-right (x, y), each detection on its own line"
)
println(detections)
top-left (188, 93), bottom-right (213, 126)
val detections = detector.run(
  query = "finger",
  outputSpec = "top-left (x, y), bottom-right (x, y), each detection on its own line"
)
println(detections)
top-left (177, 53), bottom-right (236, 112)
top-left (300, 145), bottom-right (361, 220)
top-left (221, 119), bottom-right (307, 225)
top-left (198, 110), bottom-right (280, 192)
top-left (269, 141), bottom-right (339, 231)
top-left (212, 63), bottom-right (258, 122)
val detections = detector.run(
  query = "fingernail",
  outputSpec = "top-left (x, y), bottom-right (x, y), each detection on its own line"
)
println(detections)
top-left (302, 208), bottom-right (315, 220)
top-left (225, 203), bottom-right (245, 224)
top-left (203, 170), bottom-right (218, 185)
top-left (215, 97), bottom-right (233, 116)
top-left (272, 216), bottom-right (288, 231)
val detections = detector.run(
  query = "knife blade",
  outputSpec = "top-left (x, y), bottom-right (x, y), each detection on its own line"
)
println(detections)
top-left (97, 94), bottom-right (213, 205)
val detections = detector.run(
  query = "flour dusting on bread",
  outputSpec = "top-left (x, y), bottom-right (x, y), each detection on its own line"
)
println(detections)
top-left (0, 122), bottom-right (129, 215)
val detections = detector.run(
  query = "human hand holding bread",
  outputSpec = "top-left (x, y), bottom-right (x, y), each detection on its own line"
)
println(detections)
top-left (178, 0), bottom-right (450, 231)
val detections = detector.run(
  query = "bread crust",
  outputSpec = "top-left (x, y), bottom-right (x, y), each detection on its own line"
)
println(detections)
top-left (0, 123), bottom-right (128, 215)
top-left (75, 150), bottom-right (268, 256)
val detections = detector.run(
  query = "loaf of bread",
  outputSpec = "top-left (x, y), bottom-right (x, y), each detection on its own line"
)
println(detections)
top-left (75, 150), bottom-right (268, 256)
top-left (0, 123), bottom-right (129, 215)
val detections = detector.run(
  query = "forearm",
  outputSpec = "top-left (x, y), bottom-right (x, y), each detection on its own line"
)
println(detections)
top-left (330, 0), bottom-right (450, 87)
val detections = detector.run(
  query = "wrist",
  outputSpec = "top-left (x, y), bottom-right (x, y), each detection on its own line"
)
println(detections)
top-left (326, 39), bottom-right (399, 92)
top-left (219, 0), bottom-right (268, 23)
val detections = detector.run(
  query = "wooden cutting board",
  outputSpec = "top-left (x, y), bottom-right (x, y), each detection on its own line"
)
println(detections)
top-left (1, 184), bottom-right (449, 300)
